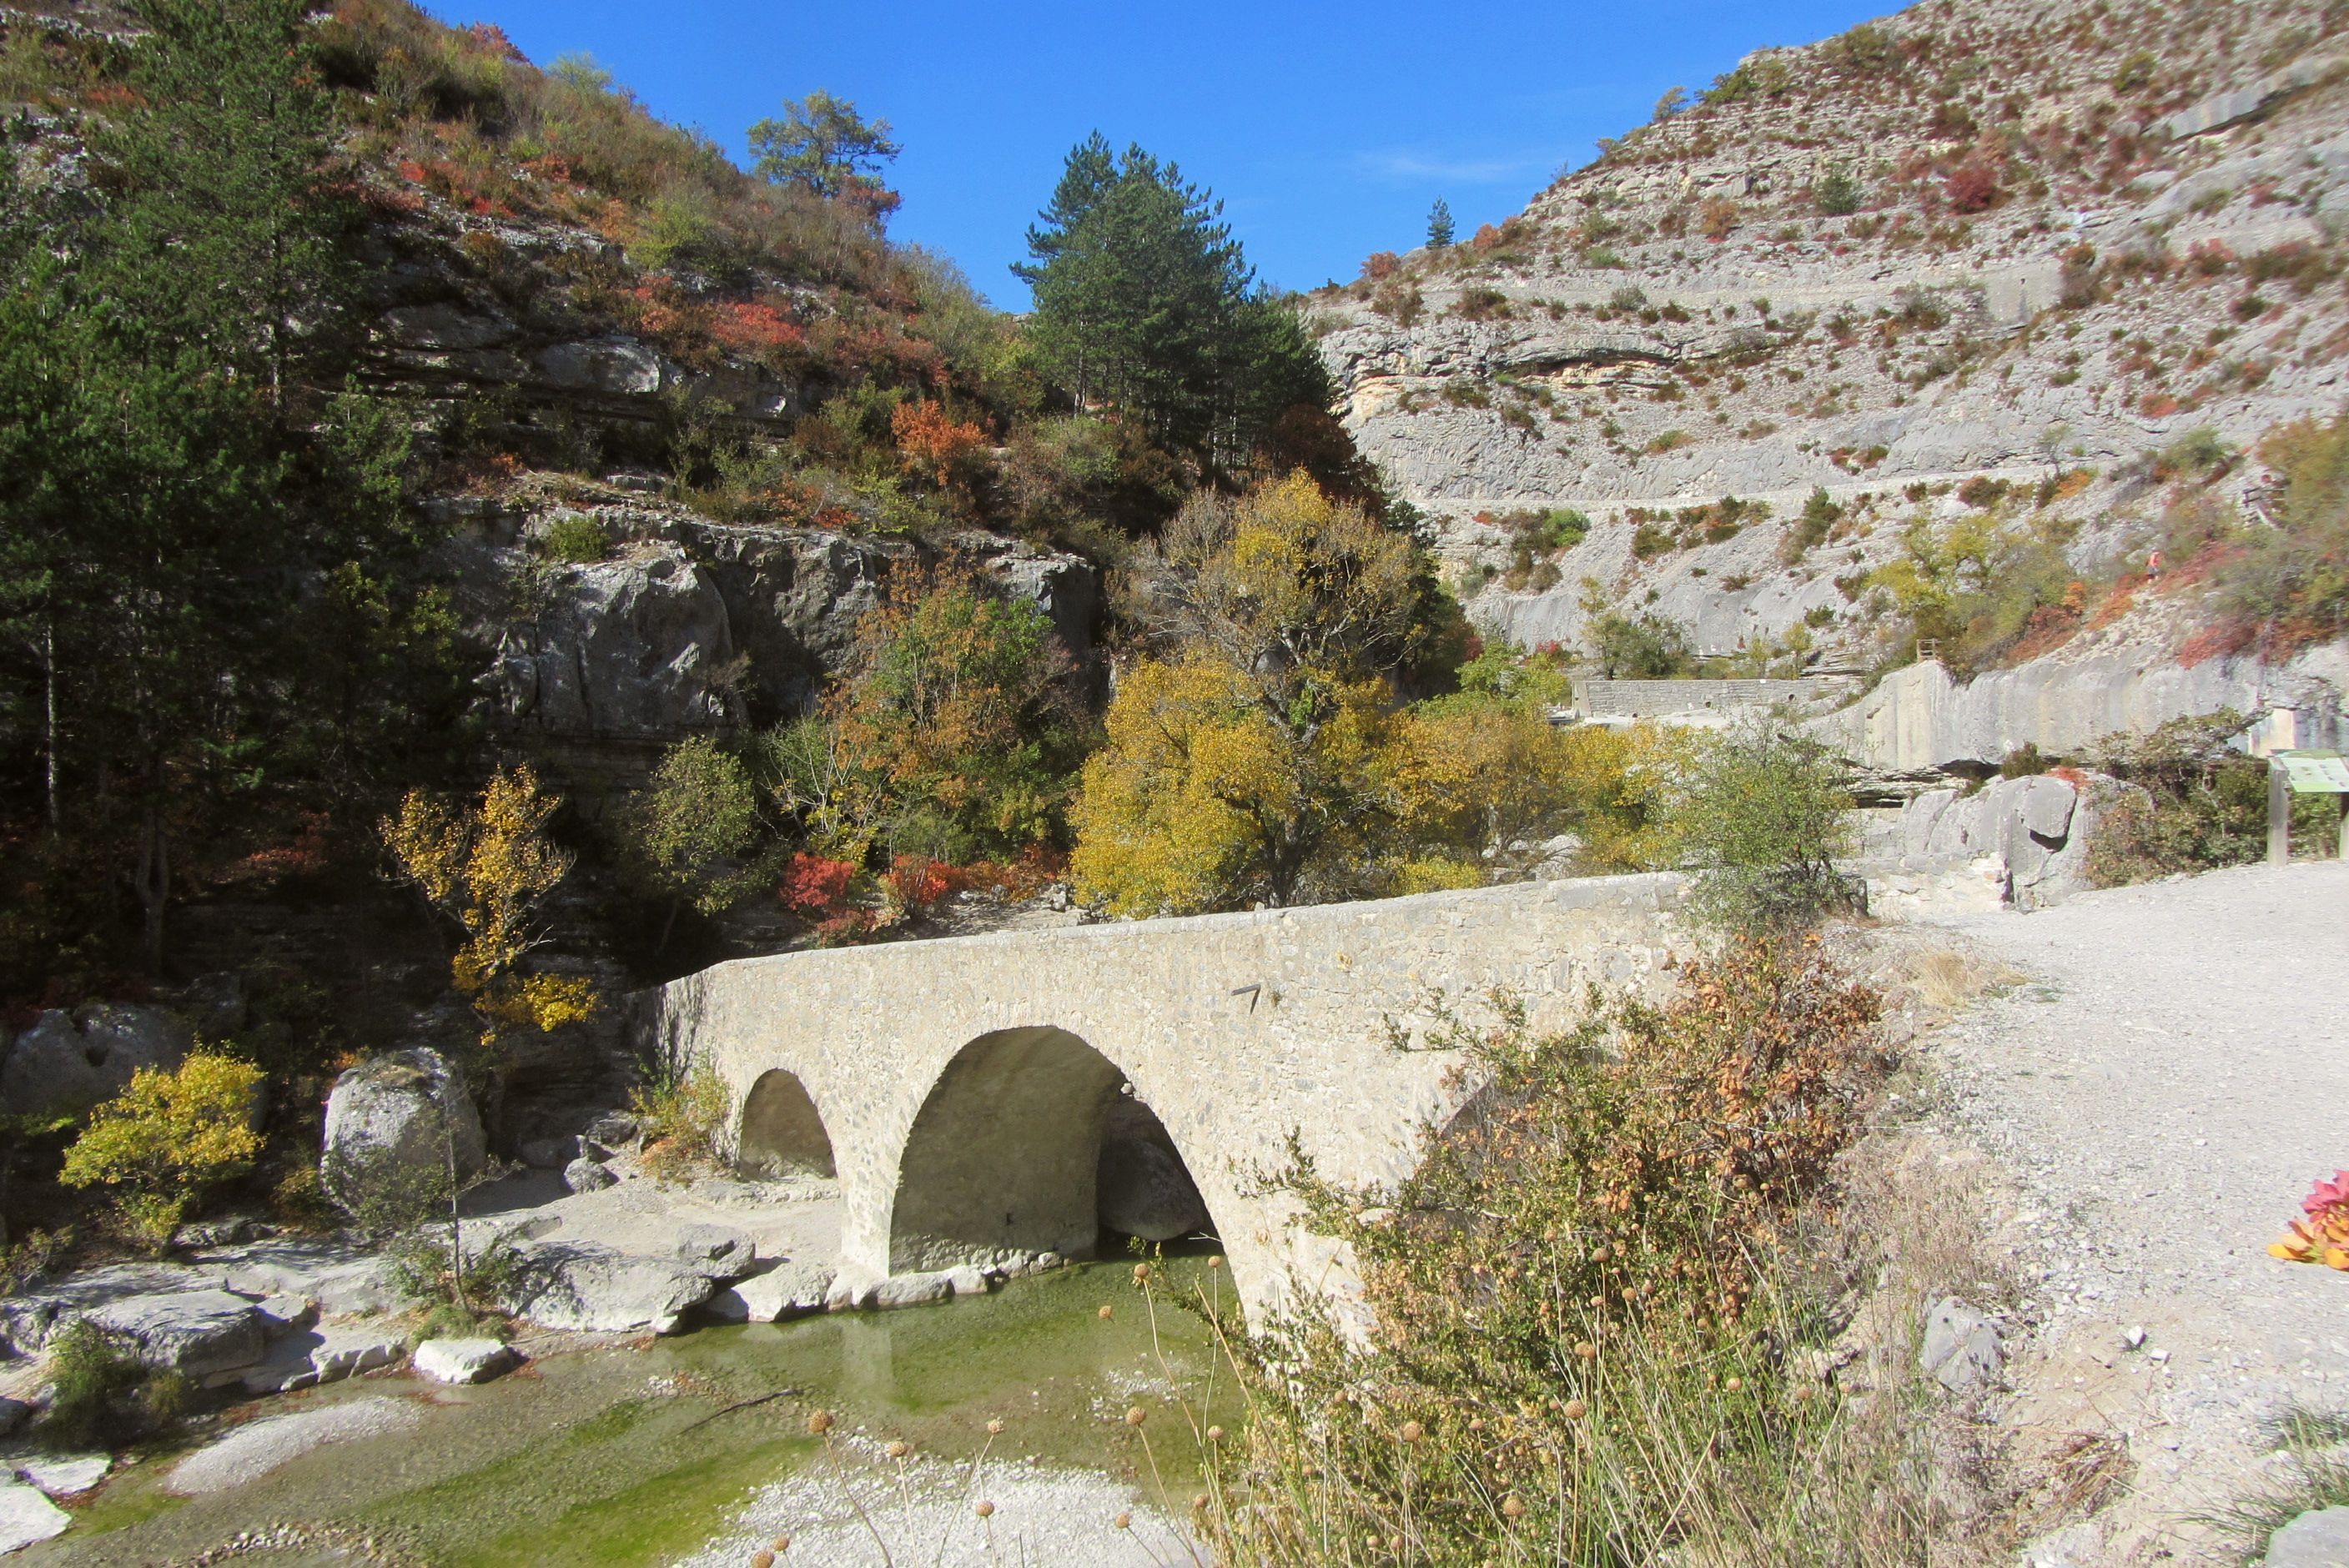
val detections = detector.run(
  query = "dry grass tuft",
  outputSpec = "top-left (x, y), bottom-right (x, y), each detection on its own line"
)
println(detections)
top-left (1907, 946), bottom-right (2025, 1012)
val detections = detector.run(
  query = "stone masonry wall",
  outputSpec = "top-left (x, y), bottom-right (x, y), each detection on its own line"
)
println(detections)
top-left (646, 873), bottom-right (1693, 1327)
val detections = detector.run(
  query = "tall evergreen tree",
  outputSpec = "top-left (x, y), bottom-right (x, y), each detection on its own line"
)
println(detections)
top-left (93, 0), bottom-right (358, 407)
top-left (1019, 138), bottom-right (1331, 475)
top-left (0, 0), bottom-right (439, 978)
top-left (1012, 130), bottom-right (1116, 287)
top-left (1426, 198), bottom-right (1456, 249)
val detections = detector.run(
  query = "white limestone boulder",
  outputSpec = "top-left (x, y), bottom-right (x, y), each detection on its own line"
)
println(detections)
top-left (671, 1224), bottom-right (755, 1278)
top-left (319, 1048), bottom-right (485, 1214)
top-left (413, 1338), bottom-right (518, 1384)
top-left (562, 1157), bottom-right (617, 1194)
top-left (1, 1004), bottom-right (194, 1119)
top-left (705, 1260), bottom-right (835, 1324)
top-left (1920, 1297), bottom-right (2004, 1391)
top-left (506, 1241), bottom-right (717, 1334)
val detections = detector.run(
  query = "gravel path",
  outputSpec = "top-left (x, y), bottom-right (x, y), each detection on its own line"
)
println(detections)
top-left (1924, 860), bottom-right (2349, 1565)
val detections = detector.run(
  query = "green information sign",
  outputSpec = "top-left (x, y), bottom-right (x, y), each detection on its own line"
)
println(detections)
top-left (2276, 751), bottom-right (2349, 794)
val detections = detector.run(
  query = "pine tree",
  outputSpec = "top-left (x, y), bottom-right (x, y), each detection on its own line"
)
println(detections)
top-left (748, 90), bottom-right (902, 223)
top-left (1020, 138), bottom-right (1331, 473)
top-left (1012, 130), bottom-right (1116, 287)
top-left (1427, 198), bottom-right (1456, 249)
top-left (0, 0), bottom-right (431, 976)
top-left (93, 0), bottom-right (357, 407)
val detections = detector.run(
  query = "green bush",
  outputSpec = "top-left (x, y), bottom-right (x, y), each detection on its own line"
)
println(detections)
top-left (2216, 410), bottom-right (2349, 649)
top-left (1815, 164), bottom-right (1864, 216)
top-left (1589, 610), bottom-right (1692, 677)
top-left (43, 1321), bottom-right (189, 1450)
top-left (1213, 942), bottom-right (1889, 1565)
top-left (2085, 711), bottom-right (2339, 884)
top-left (630, 1063), bottom-right (729, 1182)
top-left (536, 513), bottom-right (612, 564)
top-left (59, 1052), bottom-right (264, 1253)
top-left (1661, 711), bottom-right (1861, 932)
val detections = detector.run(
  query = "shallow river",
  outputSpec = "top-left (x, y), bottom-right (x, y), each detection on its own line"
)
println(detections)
top-left (28, 1253), bottom-right (1238, 1567)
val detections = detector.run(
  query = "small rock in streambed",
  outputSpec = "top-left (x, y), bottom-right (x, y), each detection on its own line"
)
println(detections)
top-left (413, 1338), bottom-right (519, 1384)
top-left (2268, 1505), bottom-right (2349, 1568)
top-left (0, 1480), bottom-right (70, 1551)
top-left (563, 1156), bottom-right (618, 1194)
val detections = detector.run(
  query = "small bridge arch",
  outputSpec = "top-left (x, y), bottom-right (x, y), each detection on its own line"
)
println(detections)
top-left (736, 1068), bottom-right (835, 1179)
top-left (648, 872), bottom-right (1688, 1326)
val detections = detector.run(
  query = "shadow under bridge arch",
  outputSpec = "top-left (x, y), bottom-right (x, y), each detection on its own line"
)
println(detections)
top-left (887, 1026), bottom-right (1219, 1274)
top-left (736, 1068), bottom-right (836, 1179)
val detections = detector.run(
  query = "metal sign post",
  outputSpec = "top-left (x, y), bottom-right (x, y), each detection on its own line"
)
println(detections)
top-left (2270, 751), bottom-right (2349, 864)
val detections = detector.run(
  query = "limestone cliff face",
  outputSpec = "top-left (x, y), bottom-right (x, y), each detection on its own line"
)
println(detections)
top-left (435, 490), bottom-right (1099, 784)
top-left (1315, 0), bottom-right (2349, 690)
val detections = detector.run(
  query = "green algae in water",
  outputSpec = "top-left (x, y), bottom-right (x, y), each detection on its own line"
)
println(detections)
top-left (23, 1257), bottom-right (1239, 1568)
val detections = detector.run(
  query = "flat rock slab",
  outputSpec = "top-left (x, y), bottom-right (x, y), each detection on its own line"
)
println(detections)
top-left (238, 1323), bottom-right (408, 1395)
top-left (413, 1338), bottom-right (517, 1385)
top-left (508, 1241), bottom-right (717, 1334)
top-left (168, 1396), bottom-right (424, 1496)
top-left (0, 1261), bottom-right (215, 1355)
top-left (2270, 1505), bottom-right (2349, 1568)
top-left (206, 1240), bottom-right (401, 1318)
top-left (87, 1289), bottom-right (263, 1379)
top-left (16, 1454), bottom-right (109, 1497)
top-left (0, 1480), bottom-right (70, 1551)
top-left (706, 1260), bottom-right (834, 1324)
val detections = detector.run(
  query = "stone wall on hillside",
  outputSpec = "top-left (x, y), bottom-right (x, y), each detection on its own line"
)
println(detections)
top-left (1820, 645), bottom-right (2349, 771)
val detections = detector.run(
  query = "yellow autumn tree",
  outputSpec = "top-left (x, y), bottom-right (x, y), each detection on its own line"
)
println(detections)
top-left (1076, 475), bottom-right (1440, 913)
top-left (1071, 656), bottom-right (1397, 914)
top-left (61, 1051), bottom-right (264, 1252)
top-left (381, 765), bottom-right (598, 1059)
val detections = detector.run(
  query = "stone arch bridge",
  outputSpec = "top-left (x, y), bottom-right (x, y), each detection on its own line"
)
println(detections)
top-left (646, 873), bottom-right (1688, 1325)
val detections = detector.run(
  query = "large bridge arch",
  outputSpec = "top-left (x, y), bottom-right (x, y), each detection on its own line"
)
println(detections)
top-left (886, 1025), bottom-right (1220, 1273)
top-left (647, 872), bottom-right (1691, 1327)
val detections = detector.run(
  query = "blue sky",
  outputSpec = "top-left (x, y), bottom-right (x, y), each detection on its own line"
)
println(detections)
top-left (444, 1), bottom-right (1893, 304)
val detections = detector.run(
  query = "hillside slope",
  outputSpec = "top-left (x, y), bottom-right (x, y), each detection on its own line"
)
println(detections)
top-left (1315, 0), bottom-right (2349, 694)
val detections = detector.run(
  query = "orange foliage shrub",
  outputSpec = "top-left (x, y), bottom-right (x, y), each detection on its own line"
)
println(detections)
top-left (889, 401), bottom-right (988, 489)
top-left (781, 853), bottom-right (857, 915)
top-left (1944, 161), bottom-right (2001, 213)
